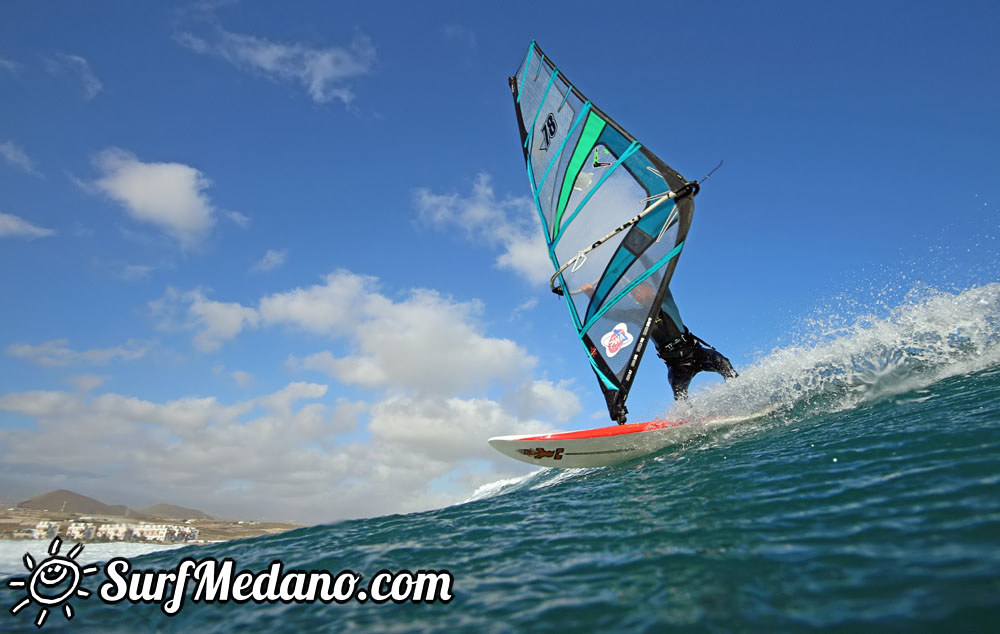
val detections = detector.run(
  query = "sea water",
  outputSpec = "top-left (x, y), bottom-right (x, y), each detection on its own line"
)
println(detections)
top-left (2, 284), bottom-right (999, 632)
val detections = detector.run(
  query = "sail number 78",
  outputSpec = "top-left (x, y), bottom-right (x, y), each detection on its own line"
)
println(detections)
top-left (539, 113), bottom-right (557, 150)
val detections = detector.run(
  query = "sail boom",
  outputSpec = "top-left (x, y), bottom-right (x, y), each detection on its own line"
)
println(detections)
top-left (549, 189), bottom-right (684, 295)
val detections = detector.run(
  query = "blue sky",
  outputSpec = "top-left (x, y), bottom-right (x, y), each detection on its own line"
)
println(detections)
top-left (1, 1), bottom-right (997, 523)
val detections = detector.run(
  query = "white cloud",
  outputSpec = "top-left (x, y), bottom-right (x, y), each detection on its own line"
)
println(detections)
top-left (176, 28), bottom-right (376, 105)
top-left (251, 248), bottom-right (287, 272)
top-left (0, 57), bottom-right (21, 75)
top-left (504, 379), bottom-right (581, 423)
top-left (90, 148), bottom-right (217, 248)
top-left (367, 395), bottom-right (529, 464)
top-left (155, 270), bottom-right (536, 394)
top-left (0, 140), bottom-right (42, 176)
top-left (44, 53), bottom-right (102, 100)
top-left (213, 365), bottom-right (254, 387)
top-left (230, 370), bottom-right (254, 387)
top-left (118, 264), bottom-right (155, 280)
top-left (150, 287), bottom-right (259, 352)
top-left (4, 339), bottom-right (148, 367)
top-left (187, 0), bottom-right (241, 14)
top-left (254, 381), bottom-right (328, 415)
top-left (0, 212), bottom-right (54, 239)
top-left (415, 172), bottom-right (551, 285)
top-left (257, 270), bottom-right (376, 336)
top-left (123, 269), bottom-right (596, 521)
top-left (3, 267), bottom-right (590, 522)
top-left (67, 374), bottom-right (108, 392)
top-left (0, 383), bottom-right (537, 523)
top-left (288, 288), bottom-right (531, 395)
top-left (512, 296), bottom-right (538, 317)
top-left (224, 210), bottom-right (250, 228)
top-left (329, 397), bottom-right (367, 434)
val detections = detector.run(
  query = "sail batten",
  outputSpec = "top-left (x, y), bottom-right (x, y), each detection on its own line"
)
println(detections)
top-left (509, 42), bottom-right (697, 423)
top-left (580, 241), bottom-right (685, 334)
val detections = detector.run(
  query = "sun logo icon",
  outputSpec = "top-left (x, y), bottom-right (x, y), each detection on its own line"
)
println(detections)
top-left (7, 536), bottom-right (100, 628)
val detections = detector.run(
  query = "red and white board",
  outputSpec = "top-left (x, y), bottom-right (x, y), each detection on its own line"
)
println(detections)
top-left (488, 419), bottom-right (698, 469)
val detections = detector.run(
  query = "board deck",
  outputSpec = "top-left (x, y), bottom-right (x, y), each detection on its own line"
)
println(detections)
top-left (488, 419), bottom-right (699, 468)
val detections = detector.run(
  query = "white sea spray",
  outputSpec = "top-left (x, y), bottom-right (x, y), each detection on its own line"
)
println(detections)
top-left (675, 283), bottom-right (1000, 423)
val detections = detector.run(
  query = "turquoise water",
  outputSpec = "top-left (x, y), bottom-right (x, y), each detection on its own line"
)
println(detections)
top-left (4, 285), bottom-right (1000, 632)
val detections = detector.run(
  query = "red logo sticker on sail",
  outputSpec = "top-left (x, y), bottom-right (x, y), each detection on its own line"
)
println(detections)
top-left (600, 323), bottom-right (634, 358)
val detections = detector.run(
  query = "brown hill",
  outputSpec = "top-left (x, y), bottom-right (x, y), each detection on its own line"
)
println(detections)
top-left (141, 504), bottom-right (213, 521)
top-left (17, 489), bottom-right (146, 519)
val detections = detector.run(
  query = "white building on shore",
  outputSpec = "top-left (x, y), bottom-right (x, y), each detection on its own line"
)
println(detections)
top-left (34, 521), bottom-right (199, 543)
top-left (96, 523), bottom-right (133, 541)
top-left (66, 522), bottom-right (96, 540)
top-left (32, 521), bottom-right (58, 541)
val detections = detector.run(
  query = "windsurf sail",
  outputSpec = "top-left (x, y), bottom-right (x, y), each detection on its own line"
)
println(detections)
top-left (509, 41), bottom-right (699, 424)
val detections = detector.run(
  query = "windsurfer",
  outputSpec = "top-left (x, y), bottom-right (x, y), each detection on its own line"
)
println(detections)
top-left (652, 322), bottom-right (738, 400)
top-left (632, 282), bottom-right (737, 399)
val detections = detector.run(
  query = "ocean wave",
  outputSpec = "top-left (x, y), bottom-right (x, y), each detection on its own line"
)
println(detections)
top-left (672, 283), bottom-right (1000, 423)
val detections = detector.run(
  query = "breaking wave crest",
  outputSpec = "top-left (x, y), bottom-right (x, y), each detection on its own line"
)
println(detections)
top-left (463, 463), bottom-right (602, 503)
top-left (673, 282), bottom-right (1000, 423)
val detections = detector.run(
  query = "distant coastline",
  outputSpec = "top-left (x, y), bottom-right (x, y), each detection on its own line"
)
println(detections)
top-left (2, 507), bottom-right (301, 544)
top-left (3, 489), bottom-right (302, 544)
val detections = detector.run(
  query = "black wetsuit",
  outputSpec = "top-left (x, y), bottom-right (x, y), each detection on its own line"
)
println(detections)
top-left (649, 291), bottom-right (738, 400)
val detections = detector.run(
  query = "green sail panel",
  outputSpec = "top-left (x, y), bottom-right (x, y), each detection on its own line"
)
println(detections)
top-left (553, 112), bottom-right (606, 241)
